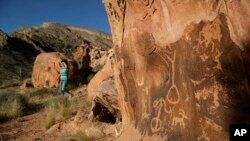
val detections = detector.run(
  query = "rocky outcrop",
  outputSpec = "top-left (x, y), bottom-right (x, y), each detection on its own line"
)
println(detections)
top-left (10, 23), bottom-right (112, 54)
top-left (87, 60), bottom-right (120, 123)
top-left (103, 0), bottom-right (250, 140)
top-left (0, 30), bottom-right (8, 48)
top-left (0, 23), bottom-right (112, 88)
top-left (73, 42), bottom-right (91, 69)
top-left (32, 52), bottom-right (78, 88)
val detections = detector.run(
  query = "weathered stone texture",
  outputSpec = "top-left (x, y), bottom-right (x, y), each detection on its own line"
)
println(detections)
top-left (103, 0), bottom-right (250, 140)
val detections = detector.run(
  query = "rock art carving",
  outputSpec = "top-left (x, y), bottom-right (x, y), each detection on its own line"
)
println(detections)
top-left (156, 49), bottom-right (181, 105)
top-left (172, 109), bottom-right (188, 128)
top-left (151, 98), bottom-right (172, 133)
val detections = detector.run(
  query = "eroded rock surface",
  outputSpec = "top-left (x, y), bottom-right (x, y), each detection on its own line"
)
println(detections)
top-left (103, 0), bottom-right (250, 140)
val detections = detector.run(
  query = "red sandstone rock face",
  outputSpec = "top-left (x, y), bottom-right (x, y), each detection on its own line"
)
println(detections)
top-left (32, 52), bottom-right (78, 88)
top-left (87, 60), bottom-right (114, 99)
top-left (103, 0), bottom-right (250, 140)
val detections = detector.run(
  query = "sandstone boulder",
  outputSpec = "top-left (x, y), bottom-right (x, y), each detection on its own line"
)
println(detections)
top-left (87, 60), bottom-right (120, 123)
top-left (87, 60), bottom-right (114, 99)
top-left (32, 52), bottom-right (78, 88)
top-left (103, 0), bottom-right (250, 140)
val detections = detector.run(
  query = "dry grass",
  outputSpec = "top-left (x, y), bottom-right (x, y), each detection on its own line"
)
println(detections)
top-left (42, 96), bottom-right (72, 129)
top-left (26, 88), bottom-right (58, 104)
top-left (68, 132), bottom-right (94, 141)
top-left (0, 92), bottom-right (28, 119)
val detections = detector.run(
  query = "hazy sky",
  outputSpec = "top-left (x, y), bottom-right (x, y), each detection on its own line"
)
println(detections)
top-left (0, 0), bottom-right (111, 33)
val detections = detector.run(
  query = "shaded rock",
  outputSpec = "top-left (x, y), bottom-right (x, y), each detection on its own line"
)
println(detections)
top-left (87, 60), bottom-right (120, 123)
top-left (91, 78), bottom-right (119, 124)
top-left (90, 47), bottom-right (115, 69)
top-left (73, 42), bottom-right (91, 69)
top-left (32, 52), bottom-right (78, 88)
top-left (0, 30), bottom-right (8, 48)
top-left (103, 0), bottom-right (250, 140)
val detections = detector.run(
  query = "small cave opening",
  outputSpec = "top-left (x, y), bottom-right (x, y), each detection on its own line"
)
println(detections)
top-left (91, 101), bottom-right (117, 124)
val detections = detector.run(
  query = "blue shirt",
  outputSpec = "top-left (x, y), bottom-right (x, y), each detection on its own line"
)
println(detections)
top-left (60, 68), bottom-right (68, 80)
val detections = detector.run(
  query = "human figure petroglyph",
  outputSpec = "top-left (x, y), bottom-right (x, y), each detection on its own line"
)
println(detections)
top-left (156, 49), bottom-right (181, 105)
top-left (151, 98), bottom-right (172, 133)
top-left (151, 117), bottom-right (162, 133)
top-left (172, 109), bottom-right (188, 128)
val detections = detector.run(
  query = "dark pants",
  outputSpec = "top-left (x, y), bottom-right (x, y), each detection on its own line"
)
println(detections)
top-left (59, 80), bottom-right (67, 96)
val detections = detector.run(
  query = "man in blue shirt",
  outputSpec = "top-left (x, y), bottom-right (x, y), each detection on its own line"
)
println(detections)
top-left (59, 60), bottom-right (68, 96)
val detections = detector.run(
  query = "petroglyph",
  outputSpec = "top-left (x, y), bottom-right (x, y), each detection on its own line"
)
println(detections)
top-left (151, 98), bottom-right (172, 133)
top-left (114, 122), bottom-right (123, 137)
top-left (166, 85), bottom-right (180, 105)
top-left (172, 109), bottom-right (188, 128)
top-left (190, 78), bottom-right (206, 85)
top-left (195, 82), bottom-right (222, 114)
top-left (137, 76), bottom-right (145, 86)
top-left (198, 131), bottom-right (210, 141)
top-left (196, 17), bottom-right (223, 72)
top-left (156, 50), bottom-right (181, 105)
top-left (151, 117), bottom-right (162, 133)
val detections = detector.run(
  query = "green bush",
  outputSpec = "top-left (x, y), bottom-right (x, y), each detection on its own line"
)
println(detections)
top-left (0, 92), bottom-right (28, 118)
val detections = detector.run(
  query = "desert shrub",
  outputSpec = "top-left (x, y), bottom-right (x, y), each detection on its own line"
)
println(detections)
top-left (42, 96), bottom-right (72, 129)
top-left (0, 92), bottom-right (28, 118)
top-left (0, 79), bottom-right (20, 89)
top-left (43, 115), bottom-right (56, 130)
top-left (26, 88), bottom-right (58, 103)
top-left (45, 96), bottom-right (71, 117)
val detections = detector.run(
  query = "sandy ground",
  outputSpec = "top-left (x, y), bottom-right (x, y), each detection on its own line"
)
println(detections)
top-left (0, 87), bottom-right (117, 141)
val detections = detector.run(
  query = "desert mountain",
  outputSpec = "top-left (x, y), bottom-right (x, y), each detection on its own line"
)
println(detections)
top-left (0, 23), bottom-right (112, 88)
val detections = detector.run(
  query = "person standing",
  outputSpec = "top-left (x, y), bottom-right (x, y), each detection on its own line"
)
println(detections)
top-left (59, 60), bottom-right (68, 96)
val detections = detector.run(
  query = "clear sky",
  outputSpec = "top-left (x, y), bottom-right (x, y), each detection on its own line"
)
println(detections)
top-left (0, 0), bottom-right (111, 33)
